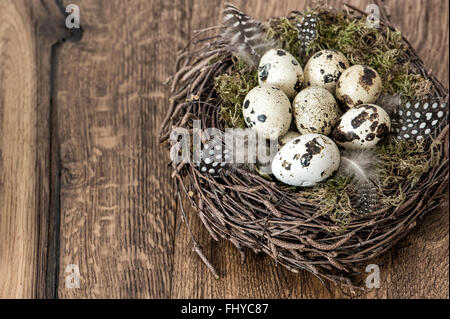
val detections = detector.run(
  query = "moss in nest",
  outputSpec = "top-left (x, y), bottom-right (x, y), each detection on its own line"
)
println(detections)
top-left (308, 10), bottom-right (405, 68)
top-left (386, 73), bottom-right (433, 101)
top-left (377, 139), bottom-right (440, 188)
top-left (380, 186), bottom-right (406, 207)
top-left (266, 17), bottom-right (303, 63)
top-left (266, 9), bottom-right (431, 101)
top-left (214, 57), bottom-right (258, 128)
top-left (300, 175), bottom-right (354, 231)
top-left (310, 9), bottom-right (433, 100)
top-left (254, 165), bottom-right (273, 180)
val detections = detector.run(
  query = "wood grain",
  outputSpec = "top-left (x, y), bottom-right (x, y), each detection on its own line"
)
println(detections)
top-left (388, 0), bottom-right (449, 88)
top-left (55, 0), bottom-right (189, 298)
top-left (0, 0), bottom-right (447, 299)
top-left (0, 0), bottom-right (67, 299)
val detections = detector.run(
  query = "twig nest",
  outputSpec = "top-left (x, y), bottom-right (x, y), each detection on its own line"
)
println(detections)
top-left (162, 4), bottom-right (450, 288)
top-left (292, 86), bottom-right (341, 135)
top-left (258, 49), bottom-right (304, 99)
top-left (272, 134), bottom-right (340, 187)
top-left (332, 104), bottom-right (391, 150)
top-left (243, 85), bottom-right (292, 139)
top-left (304, 50), bottom-right (350, 94)
top-left (336, 65), bottom-right (382, 109)
top-left (279, 130), bottom-right (301, 148)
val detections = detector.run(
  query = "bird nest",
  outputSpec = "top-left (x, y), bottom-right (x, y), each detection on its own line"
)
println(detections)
top-left (159, 4), bottom-right (449, 288)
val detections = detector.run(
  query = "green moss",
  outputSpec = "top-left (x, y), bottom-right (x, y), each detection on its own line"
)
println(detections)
top-left (306, 10), bottom-right (405, 74)
top-left (377, 139), bottom-right (440, 188)
top-left (299, 175), bottom-right (354, 232)
top-left (214, 57), bottom-right (258, 128)
top-left (266, 17), bottom-right (304, 63)
top-left (266, 9), bottom-right (432, 101)
top-left (386, 73), bottom-right (433, 101)
top-left (379, 185), bottom-right (406, 207)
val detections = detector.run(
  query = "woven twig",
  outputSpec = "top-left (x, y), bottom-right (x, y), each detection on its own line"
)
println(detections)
top-left (160, 5), bottom-right (449, 287)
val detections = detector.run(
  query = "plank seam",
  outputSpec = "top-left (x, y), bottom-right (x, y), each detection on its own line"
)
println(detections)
top-left (43, 0), bottom-right (84, 299)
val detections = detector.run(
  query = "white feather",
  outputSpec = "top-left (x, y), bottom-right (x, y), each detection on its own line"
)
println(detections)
top-left (338, 150), bottom-right (381, 214)
top-left (376, 93), bottom-right (402, 117)
top-left (223, 14), bottom-right (235, 22)
top-left (338, 150), bottom-right (379, 185)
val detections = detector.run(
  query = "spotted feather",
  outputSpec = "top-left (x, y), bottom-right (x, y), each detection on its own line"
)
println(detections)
top-left (196, 140), bottom-right (230, 175)
top-left (296, 13), bottom-right (318, 55)
top-left (391, 99), bottom-right (449, 141)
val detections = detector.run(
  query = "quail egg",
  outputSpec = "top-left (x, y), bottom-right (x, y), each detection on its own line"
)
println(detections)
top-left (332, 104), bottom-right (391, 150)
top-left (271, 134), bottom-right (340, 187)
top-left (279, 131), bottom-right (301, 148)
top-left (258, 49), bottom-right (304, 99)
top-left (292, 86), bottom-right (341, 135)
top-left (304, 50), bottom-right (350, 94)
top-left (336, 65), bottom-right (382, 109)
top-left (243, 85), bottom-right (292, 139)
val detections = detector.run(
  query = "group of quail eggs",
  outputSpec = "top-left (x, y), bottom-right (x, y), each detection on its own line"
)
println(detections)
top-left (243, 48), bottom-right (391, 187)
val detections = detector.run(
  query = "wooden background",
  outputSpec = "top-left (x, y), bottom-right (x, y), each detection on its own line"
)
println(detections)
top-left (0, 0), bottom-right (448, 299)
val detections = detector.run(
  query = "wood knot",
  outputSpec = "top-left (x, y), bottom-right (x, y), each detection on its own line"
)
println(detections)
top-left (61, 161), bottom-right (93, 189)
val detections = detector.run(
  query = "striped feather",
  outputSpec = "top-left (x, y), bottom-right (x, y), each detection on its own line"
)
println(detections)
top-left (221, 4), bottom-right (278, 67)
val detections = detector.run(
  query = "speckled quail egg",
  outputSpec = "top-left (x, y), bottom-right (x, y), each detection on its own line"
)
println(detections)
top-left (271, 134), bottom-right (340, 187)
top-left (279, 131), bottom-right (301, 148)
top-left (292, 86), bottom-right (341, 135)
top-left (332, 104), bottom-right (391, 150)
top-left (258, 49), bottom-right (304, 99)
top-left (336, 65), bottom-right (382, 109)
top-left (304, 50), bottom-right (350, 94)
top-left (243, 85), bottom-right (292, 139)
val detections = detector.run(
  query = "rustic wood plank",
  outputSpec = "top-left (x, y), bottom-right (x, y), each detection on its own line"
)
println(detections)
top-left (369, 0), bottom-right (449, 299)
top-left (55, 0), bottom-right (190, 298)
top-left (387, 0), bottom-right (449, 88)
top-left (0, 0), bottom-right (67, 299)
top-left (170, 0), bottom-right (449, 299)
